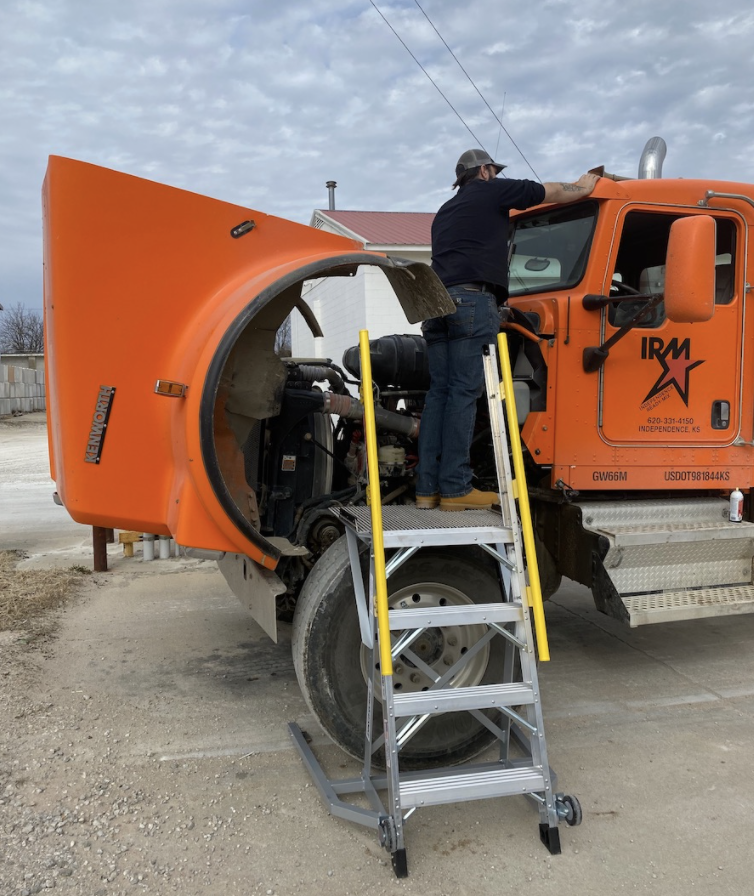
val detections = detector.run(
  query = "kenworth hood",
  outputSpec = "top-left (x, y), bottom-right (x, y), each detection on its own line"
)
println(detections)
top-left (43, 156), bottom-right (452, 569)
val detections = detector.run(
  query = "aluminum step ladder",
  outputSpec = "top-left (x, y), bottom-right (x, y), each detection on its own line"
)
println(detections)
top-left (289, 331), bottom-right (581, 877)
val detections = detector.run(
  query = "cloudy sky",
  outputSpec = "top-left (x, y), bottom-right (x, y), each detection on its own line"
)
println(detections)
top-left (3, 0), bottom-right (754, 314)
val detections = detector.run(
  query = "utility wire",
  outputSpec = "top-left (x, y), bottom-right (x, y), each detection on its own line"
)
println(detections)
top-left (413, 0), bottom-right (540, 182)
top-left (494, 92), bottom-right (506, 160)
top-left (368, 0), bottom-right (488, 152)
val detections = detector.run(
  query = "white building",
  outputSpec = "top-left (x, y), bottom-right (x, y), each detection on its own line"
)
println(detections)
top-left (291, 209), bottom-right (434, 371)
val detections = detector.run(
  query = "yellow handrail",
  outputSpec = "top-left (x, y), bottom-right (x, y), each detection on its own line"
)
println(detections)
top-left (359, 330), bottom-right (393, 677)
top-left (497, 333), bottom-right (550, 662)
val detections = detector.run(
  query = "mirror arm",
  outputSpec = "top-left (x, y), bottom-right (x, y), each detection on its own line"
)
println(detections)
top-left (582, 293), bottom-right (664, 372)
top-left (582, 285), bottom-right (649, 310)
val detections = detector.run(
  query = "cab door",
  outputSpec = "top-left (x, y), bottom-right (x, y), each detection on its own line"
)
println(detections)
top-left (599, 206), bottom-right (743, 452)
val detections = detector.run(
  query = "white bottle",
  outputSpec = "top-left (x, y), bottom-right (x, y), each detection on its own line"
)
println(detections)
top-left (729, 488), bottom-right (744, 522)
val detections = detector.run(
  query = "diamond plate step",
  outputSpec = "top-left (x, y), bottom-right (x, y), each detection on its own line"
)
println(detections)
top-left (579, 498), bottom-right (754, 546)
top-left (399, 765), bottom-right (546, 809)
top-left (623, 583), bottom-right (754, 626)
top-left (388, 602), bottom-right (524, 630)
top-left (601, 520), bottom-right (754, 547)
top-left (393, 682), bottom-right (535, 717)
top-left (578, 498), bottom-right (754, 596)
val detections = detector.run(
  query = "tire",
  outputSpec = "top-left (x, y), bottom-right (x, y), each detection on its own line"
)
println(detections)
top-left (292, 535), bottom-right (506, 769)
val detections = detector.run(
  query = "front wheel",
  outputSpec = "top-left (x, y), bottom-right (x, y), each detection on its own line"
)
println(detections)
top-left (291, 535), bottom-right (506, 769)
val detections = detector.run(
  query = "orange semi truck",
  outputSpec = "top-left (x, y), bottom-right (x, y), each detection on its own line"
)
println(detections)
top-left (42, 140), bottom-right (754, 764)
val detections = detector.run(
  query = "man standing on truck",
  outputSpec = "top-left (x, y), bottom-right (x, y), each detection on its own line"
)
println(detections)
top-left (417, 149), bottom-right (599, 511)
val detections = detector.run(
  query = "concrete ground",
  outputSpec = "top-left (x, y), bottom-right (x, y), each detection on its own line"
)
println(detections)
top-left (2, 412), bottom-right (754, 894)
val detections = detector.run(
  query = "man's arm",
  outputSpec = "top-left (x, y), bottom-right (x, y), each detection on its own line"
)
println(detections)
top-left (542, 173), bottom-right (600, 205)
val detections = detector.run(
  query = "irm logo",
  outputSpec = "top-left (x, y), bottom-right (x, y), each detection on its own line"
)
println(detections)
top-left (641, 337), bottom-right (704, 406)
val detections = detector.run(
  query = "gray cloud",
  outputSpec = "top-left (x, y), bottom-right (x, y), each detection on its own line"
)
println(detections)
top-left (3, 0), bottom-right (754, 309)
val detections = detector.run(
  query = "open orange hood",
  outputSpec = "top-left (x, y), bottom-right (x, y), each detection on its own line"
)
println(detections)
top-left (43, 156), bottom-right (450, 569)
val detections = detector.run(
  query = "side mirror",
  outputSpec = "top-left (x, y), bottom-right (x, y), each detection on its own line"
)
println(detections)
top-left (664, 215), bottom-right (716, 323)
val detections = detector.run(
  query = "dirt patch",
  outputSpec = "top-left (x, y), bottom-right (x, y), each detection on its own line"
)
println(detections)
top-left (0, 550), bottom-right (88, 636)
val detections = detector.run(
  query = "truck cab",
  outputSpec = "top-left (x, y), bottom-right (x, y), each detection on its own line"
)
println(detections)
top-left (506, 173), bottom-right (754, 624)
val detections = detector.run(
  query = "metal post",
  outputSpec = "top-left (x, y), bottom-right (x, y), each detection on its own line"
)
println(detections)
top-left (92, 526), bottom-right (108, 572)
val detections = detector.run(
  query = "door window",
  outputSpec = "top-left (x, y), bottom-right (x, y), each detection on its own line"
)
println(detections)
top-left (608, 212), bottom-right (736, 329)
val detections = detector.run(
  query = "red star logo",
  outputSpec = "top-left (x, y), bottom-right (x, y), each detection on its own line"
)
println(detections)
top-left (643, 341), bottom-right (704, 406)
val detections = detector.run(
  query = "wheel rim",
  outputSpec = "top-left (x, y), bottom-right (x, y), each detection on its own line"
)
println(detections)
top-left (359, 580), bottom-right (491, 699)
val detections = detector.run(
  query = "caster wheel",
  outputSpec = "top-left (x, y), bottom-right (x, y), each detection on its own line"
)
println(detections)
top-left (561, 794), bottom-right (582, 826)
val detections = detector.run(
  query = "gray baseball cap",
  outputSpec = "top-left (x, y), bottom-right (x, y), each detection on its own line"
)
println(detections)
top-left (453, 148), bottom-right (507, 187)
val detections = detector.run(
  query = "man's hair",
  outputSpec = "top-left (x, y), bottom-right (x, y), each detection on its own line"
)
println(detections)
top-left (455, 166), bottom-right (482, 188)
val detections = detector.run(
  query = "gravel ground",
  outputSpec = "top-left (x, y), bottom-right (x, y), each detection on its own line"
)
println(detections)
top-left (0, 578), bottom-right (366, 896)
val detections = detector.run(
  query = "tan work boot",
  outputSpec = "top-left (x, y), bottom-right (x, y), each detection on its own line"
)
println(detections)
top-left (439, 489), bottom-right (499, 511)
top-left (415, 494), bottom-right (440, 509)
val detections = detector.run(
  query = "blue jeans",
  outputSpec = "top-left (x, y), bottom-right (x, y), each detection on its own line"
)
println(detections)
top-left (416, 286), bottom-right (499, 498)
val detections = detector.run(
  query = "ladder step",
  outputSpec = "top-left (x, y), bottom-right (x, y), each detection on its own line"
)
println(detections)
top-left (392, 682), bottom-right (535, 717)
top-left (388, 602), bottom-right (523, 630)
top-left (399, 765), bottom-right (547, 809)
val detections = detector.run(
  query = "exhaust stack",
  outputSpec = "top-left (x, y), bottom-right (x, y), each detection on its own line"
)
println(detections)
top-left (326, 180), bottom-right (337, 210)
top-left (638, 137), bottom-right (666, 179)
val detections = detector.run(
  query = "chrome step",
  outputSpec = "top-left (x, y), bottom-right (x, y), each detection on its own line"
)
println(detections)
top-left (393, 682), bottom-right (535, 717)
top-left (399, 765), bottom-right (546, 809)
top-left (388, 602), bottom-right (524, 630)
top-left (623, 583), bottom-right (754, 626)
top-left (578, 497), bottom-right (754, 597)
top-left (608, 520), bottom-right (754, 548)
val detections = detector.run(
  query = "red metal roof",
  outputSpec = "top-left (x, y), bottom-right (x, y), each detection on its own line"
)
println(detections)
top-left (317, 210), bottom-right (434, 246)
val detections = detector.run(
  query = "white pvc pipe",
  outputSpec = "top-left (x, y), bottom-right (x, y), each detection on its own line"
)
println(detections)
top-left (142, 533), bottom-right (155, 561)
top-left (158, 535), bottom-right (171, 560)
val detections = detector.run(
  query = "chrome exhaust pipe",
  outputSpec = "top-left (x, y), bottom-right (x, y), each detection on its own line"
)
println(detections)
top-left (638, 137), bottom-right (666, 179)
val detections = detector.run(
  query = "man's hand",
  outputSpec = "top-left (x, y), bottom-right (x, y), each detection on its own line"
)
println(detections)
top-left (575, 173), bottom-right (600, 193)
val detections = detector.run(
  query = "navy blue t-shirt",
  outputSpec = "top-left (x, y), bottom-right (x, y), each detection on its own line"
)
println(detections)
top-left (431, 178), bottom-right (546, 290)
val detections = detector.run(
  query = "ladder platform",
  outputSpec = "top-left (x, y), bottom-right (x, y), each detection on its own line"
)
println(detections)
top-left (623, 583), bottom-right (754, 626)
top-left (393, 682), bottom-right (535, 716)
top-left (334, 505), bottom-right (513, 548)
top-left (388, 601), bottom-right (524, 629)
top-left (399, 765), bottom-right (547, 809)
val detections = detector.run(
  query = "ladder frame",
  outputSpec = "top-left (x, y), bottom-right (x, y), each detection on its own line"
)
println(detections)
top-left (289, 332), bottom-right (579, 877)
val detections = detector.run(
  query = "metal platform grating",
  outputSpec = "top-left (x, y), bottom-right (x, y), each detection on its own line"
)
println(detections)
top-left (332, 505), bottom-right (512, 548)
top-left (335, 505), bottom-right (506, 533)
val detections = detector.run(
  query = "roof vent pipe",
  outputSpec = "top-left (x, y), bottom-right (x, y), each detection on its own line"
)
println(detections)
top-left (638, 137), bottom-right (667, 179)
top-left (326, 180), bottom-right (337, 211)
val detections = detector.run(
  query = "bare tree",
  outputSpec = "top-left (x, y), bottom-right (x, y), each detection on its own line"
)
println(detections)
top-left (275, 314), bottom-right (292, 358)
top-left (0, 303), bottom-right (44, 353)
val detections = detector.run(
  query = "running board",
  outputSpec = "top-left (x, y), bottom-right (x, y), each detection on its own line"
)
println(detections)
top-left (577, 498), bottom-right (754, 626)
top-left (622, 584), bottom-right (754, 626)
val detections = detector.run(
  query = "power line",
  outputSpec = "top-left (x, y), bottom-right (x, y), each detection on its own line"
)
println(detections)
top-left (412, 0), bottom-right (540, 181)
top-left (367, 1), bottom-right (488, 152)
top-left (494, 93), bottom-right (506, 161)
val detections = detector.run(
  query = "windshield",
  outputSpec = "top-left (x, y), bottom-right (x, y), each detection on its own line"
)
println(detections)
top-left (508, 201), bottom-right (598, 296)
